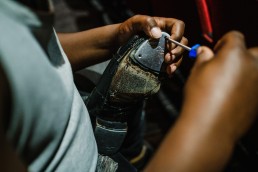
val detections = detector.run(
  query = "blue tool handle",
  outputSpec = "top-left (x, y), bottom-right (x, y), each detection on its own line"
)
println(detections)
top-left (189, 44), bottom-right (201, 58)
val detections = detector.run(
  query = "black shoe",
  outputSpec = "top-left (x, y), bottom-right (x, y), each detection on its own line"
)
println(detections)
top-left (85, 32), bottom-right (170, 155)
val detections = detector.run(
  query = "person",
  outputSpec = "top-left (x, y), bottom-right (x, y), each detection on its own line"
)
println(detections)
top-left (0, 0), bottom-right (186, 171)
top-left (145, 31), bottom-right (258, 172)
top-left (2, 1), bottom-right (258, 172)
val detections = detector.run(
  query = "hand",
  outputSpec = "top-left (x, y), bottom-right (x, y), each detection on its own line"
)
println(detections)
top-left (59, 15), bottom-right (187, 73)
top-left (145, 31), bottom-right (258, 172)
top-left (184, 31), bottom-right (258, 139)
top-left (117, 15), bottom-right (188, 76)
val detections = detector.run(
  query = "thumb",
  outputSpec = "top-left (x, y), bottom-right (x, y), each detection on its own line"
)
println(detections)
top-left (248, 47), bottom-right (258, 58)
top-left (195, 46), bottom-right (214, 66)
top-left (150, 27), bottom-right (162, 39)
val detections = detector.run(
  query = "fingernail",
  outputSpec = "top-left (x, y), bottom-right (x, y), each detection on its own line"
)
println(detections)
top-left (172, 55), bottom-right (176, 61)
top-left (151, 27), bottom-right (162, 39)
top-left (171, 65), bottom-right (177, 73)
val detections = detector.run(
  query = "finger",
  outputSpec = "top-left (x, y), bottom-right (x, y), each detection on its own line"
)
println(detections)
top-left (164, 37), bottom-right (188, 63)
top-left (154, 17), bottom-right (185, 49)
top-left (171, 37), bottom-right (188, 56)
top-left (144, 16), bottom-right (162, 38)
top-left (119, 15), bottom-right (185, 46)
top-left (214, 31), bottom-right (246, 56)
top-left (173, 56), bottom-right (183, 67)
top-left (195, 46), bottom-right (214, 66)
top-left (169, 20), bottom-right (185, 42)
top-left (128, 15), bottom-right (162, 39)
top-left (154, 17), bottom-right (185, 40)
top-left (248, 47), bottom-right (258, 58)
top-left (190, 46), bottom-right (214, 74)
top-left (166, 58), bottom-right (183, 76)
top-left (153, 17), bottom-right (185, 37)
top-left (118, 15), bottom-right (161, 44)
top-left (164, 52), bottom-right (174, 63)
top-left (166, 65), bottom-right (177, 77)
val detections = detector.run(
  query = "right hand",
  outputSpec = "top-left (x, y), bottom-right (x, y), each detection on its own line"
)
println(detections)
top-left (183, 31), bottom-right (258, 141)
top-left (145, 31), bottom-right (258, 172)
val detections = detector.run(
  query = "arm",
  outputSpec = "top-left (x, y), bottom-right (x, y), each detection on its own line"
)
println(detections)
top-left (0, 65), bottom-right (27, 172)
top-left (57, 24), bottom-right (121, 71)
top-left (145, 31), bottom-right (258, 172)
top-left (58, 15), bottom-right (187, 72)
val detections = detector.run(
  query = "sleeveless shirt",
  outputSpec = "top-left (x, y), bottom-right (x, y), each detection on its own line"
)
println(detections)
top-left (0, 1), bottom-right (98, 171)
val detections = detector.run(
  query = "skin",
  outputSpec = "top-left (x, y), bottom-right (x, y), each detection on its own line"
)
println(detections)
top-left (2, 10), bottom-right (258, 171)
top-left (3, 13), bottom-right (258, 171)
top-left (145, 31), bottom-right (258, 172)
top-left (0, 15), bottom-right (185, 171)
top-left (57, 15), bottom-right (187, 75)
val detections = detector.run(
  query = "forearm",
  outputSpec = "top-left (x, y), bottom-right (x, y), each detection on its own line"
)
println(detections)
top-left (145, 100), bottom-right (238, 172)
top-left (58, 24), bottom-right (121, 71)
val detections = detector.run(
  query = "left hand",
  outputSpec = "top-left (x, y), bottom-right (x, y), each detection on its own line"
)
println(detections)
top-left (117, 15), bottom-right (188, 76)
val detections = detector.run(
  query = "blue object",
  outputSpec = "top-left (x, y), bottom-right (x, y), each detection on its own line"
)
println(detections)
top-left (189, 44), bottom-right (201, 58)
